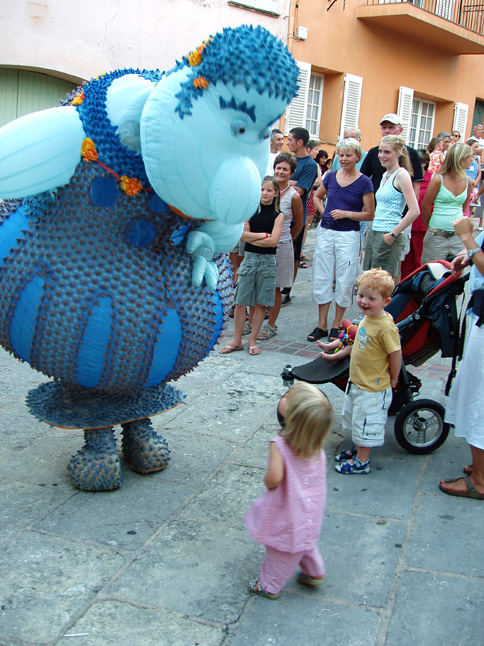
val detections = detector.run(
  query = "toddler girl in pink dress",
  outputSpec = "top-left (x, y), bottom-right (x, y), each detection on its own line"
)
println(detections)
top-left (245, 382), bottom-right (333, 599)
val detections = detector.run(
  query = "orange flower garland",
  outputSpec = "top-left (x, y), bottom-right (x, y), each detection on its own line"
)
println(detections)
top-left (80, 138), bottom-right (150, 196)
top-left (81, 138), bottom-right (98, 162)
top-left (120, 176), bottom-right (143, 196)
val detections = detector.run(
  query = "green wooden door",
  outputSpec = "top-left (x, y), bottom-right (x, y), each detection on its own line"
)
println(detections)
top-left (0, 69), bottom-right (77, 127)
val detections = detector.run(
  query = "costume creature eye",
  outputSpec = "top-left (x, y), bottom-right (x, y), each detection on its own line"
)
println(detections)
top-left (231, 119), bottom-right (247, 136)
top-left (260, 127), bottom-right (271, 140)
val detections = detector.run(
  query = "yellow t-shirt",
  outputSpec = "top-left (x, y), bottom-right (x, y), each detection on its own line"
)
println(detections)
top-left (349, 313), bottom-right (401, 392)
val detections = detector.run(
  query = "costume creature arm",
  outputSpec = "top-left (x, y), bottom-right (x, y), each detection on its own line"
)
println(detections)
top-left (0, 106), bottom-right (85, 199)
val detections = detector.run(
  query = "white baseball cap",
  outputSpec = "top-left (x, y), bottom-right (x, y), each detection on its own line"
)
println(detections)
top-left (379, 113), bottom-right (401, 125)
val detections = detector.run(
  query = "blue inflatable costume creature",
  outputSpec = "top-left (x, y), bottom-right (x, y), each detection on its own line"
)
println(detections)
top-left (0, 26), bottom-right (298, 491)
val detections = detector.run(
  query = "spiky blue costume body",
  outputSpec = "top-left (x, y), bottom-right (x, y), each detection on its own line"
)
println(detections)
top-left (0, 26), bottom-right (299, 490)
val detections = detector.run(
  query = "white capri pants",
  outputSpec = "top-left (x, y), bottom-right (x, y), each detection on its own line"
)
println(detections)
top-left (312, 227), bottom-right (360, 307)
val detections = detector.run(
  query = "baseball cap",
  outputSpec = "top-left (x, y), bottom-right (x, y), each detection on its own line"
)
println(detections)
top-left (379, 113), bottom-right (401, 125)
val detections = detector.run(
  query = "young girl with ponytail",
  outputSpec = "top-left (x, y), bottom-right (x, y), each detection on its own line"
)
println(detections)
top-left (363, 135), bottom-right (419, 281)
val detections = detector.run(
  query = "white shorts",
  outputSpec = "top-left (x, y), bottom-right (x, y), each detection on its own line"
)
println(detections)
top-left (312, 227), bottom-right (360, 308)
top-left (341, 382), bottom-right (392, 447)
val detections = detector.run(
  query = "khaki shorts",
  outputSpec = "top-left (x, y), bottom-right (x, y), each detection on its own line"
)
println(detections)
top-left (364, 228), bottom-right (404, 277)
top-left (234, 251), bottom-right (277, 307)
top-left (341, 382), bottom-right (392, 447)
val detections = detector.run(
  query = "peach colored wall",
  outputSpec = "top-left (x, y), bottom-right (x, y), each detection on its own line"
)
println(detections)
top-left (1, 0), bottom-right (290, 82)
top-left (288, 0), bottom-right (483, 150)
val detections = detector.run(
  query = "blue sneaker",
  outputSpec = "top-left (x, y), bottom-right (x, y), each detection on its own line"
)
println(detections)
top-left (335, 457), bottom-right (370, 474)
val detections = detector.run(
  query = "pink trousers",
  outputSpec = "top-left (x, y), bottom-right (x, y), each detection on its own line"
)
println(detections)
top-left (259, 545), bottom-right (325, 594)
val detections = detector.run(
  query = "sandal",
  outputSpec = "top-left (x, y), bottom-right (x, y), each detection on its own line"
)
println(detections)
top-left (242, 320), bottom-right (252, 336)
top-left (463, 464), bottom-right (473, 475)
top-left (439, 475), bottom-right (484, 499)
top-left (248, 580), bottom-right (280, 599)
top-left (219, 344), bottom-right (243, 354)
top-left (300, 254), bottom-right (310, 262)
top-left (249, 345), bottom-right (261, 355)
top-left (297, 572), bottom-right (325, 587)
top-left (256, 324), bottom-right (277, 340)
top-left (298, 261), bottom-right (308, 269)
top-left (335, 447), bottom-right (356, 463)
top-left (335, 457), bottom-right (370, 474)
top-left (329, 328), bottom-right (341, 341)
top-left (307, 327), bottom-right (328, 342)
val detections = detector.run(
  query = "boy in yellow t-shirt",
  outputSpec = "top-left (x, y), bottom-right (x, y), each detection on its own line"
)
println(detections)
top-left (318, 268), bottom-right (401, 474)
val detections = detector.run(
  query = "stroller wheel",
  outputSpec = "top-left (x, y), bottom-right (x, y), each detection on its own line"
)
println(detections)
top-left (394, 399), bottom-right (450, 454)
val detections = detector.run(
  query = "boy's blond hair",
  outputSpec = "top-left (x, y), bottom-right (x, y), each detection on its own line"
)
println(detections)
top-left (281, 382), bottom-right (333, 458)
top-left (357, 268), bottom-right (394, 300)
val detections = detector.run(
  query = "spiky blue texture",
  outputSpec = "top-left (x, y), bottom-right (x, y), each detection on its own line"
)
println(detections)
top-left (76, 69), bottom-right (163, 183)
top-left (173, 25), bottom-right (299, 118)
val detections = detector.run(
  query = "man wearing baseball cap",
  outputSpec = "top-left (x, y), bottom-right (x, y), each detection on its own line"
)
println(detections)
top-left (360, 113), bottom-right (423, 196)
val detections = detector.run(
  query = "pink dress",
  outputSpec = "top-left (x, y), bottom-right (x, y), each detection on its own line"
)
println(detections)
top-left (245, 435), bottom-right (327, 554)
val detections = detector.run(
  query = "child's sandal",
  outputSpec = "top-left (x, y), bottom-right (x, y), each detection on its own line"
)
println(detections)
top-left (297, 572), bottom-right (325, 587)
top-left (248, 580), bottom-right (280, 599)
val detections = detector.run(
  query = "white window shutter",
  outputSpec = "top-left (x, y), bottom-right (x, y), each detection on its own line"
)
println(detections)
top-left (453, 102), bottom-right (469, 139)
top-left (339, 74), bottom-right (363, 138)
top-left (284, 61), bottom-right (311, 135)
top-left (397, 86), bottom-right (414, 143)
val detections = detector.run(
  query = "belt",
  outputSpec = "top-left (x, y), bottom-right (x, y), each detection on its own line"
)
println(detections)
top-left (428, 227), bottom-right (455, 238)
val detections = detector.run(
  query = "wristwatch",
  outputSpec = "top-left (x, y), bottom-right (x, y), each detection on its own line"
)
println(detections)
top-left (467, 247), bottom-right (480, 263)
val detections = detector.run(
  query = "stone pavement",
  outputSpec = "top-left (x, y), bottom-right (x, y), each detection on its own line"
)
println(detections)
top-left (0, 229), bottom-right (483, 645)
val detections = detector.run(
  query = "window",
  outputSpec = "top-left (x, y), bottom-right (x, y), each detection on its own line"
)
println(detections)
top-left (305, 74), bottom-right (324, 137)
top-left (407, 98), bottom-right (435, 149)
top-left (284, 62), bottom-right (324, 138)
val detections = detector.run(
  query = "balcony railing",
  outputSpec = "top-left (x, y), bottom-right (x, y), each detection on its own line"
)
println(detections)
top-left (364, 0), bottom-right (484, 35)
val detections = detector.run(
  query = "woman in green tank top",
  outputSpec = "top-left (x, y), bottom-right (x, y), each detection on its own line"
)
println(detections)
top-left (421, 142), bottom-right (473, 263)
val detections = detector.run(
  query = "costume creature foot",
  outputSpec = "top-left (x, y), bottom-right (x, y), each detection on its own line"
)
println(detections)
top-left (68, 428), bottom-right (121, 491)
top-left (121, 418), bottom-right (171, 474)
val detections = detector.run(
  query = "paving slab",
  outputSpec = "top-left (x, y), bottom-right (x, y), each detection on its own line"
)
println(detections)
top-left (386, 570), bottom-right (484, 646)
top-left (405, 491), bottom-right (484, 577)
top-left (56, 600), bottom-right (225, 646)
top-left (0, 530), bottom-right (124, 644)
top-left (231, 594), bottom-right (381, 646)
top-left (105, 519), bottom-right (259, 625)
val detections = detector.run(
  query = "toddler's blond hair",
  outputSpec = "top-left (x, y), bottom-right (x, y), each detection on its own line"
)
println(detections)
top-left (281, 382), bottom-right (333, 458)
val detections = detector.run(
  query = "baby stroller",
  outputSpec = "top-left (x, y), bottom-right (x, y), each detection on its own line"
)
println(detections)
top-left (281, 261), bottom-right (469, 454)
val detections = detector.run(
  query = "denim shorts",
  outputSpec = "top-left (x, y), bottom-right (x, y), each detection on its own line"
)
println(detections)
top-left (234, 251), bottom-right (277, 307)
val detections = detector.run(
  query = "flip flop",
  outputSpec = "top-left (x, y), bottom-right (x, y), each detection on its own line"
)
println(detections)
top-left (219, 344), bottom-right (243, 354)
top-left (248, 345), bottom-right (261, 355)
top-left (439, 475), bottom-right (484, 500)
top-left (307, 327), bottom-right (328, 342)
top-left (298, 261), bottom-right (308, 269)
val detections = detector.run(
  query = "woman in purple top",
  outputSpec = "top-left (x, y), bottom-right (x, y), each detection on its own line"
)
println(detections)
top-left (309, 138), bottom-right (374, 342)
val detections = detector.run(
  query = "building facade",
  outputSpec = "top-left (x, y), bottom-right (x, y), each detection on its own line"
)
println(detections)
top-left (0, 0), bottom-right (290, 126)
top-left (283, 0), bottom-right (484, 152)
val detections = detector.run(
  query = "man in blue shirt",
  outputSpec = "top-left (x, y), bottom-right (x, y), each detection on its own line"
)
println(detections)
top-left (282, 127), bottom-right (318, 305)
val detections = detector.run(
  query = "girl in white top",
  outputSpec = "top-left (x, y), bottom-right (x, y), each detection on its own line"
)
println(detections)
top-left (363, 135), bottom-right (419, 282)
top-left (257, 153), bottom-right (303, 340)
